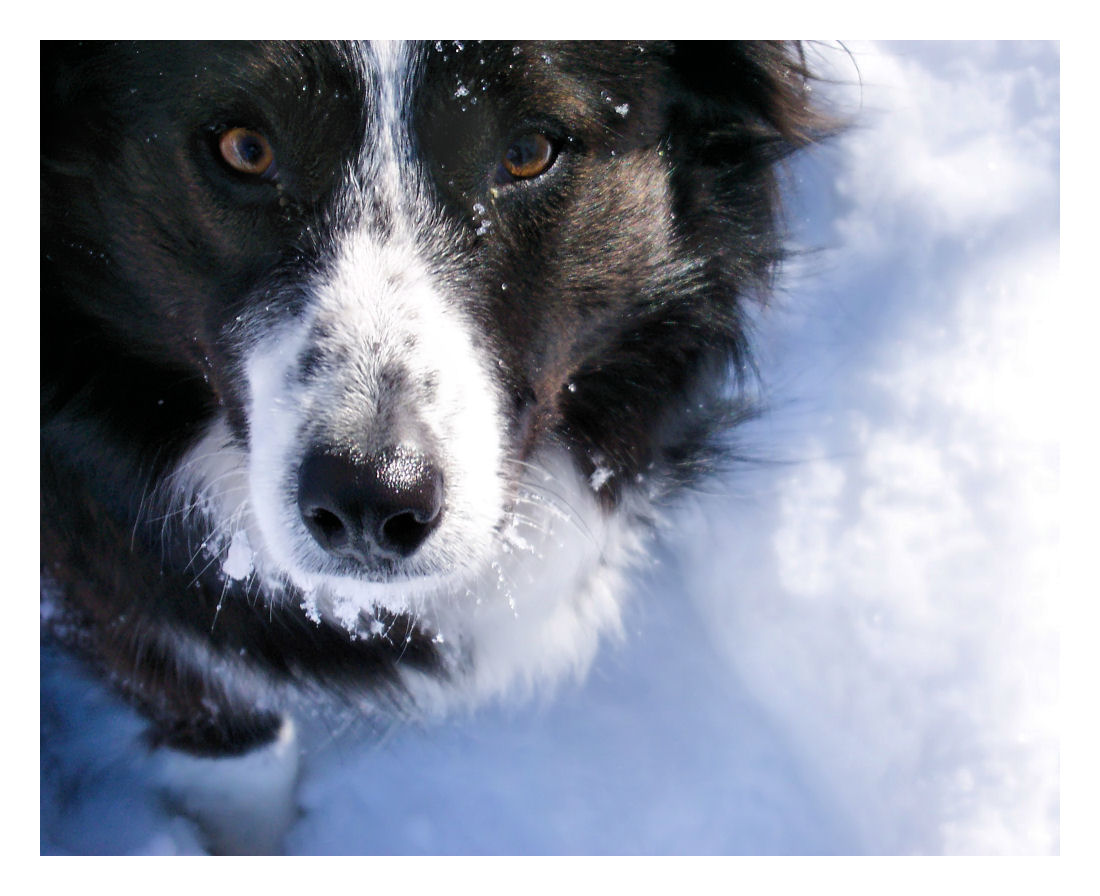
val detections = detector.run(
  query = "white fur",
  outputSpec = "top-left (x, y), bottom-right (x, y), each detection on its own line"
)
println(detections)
top-left (155, 717), bottom-right (300, 855)
top-left (409, 446), bottom-right (646, 710)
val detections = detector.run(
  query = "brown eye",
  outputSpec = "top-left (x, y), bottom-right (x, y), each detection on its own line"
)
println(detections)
top-left (500, 133), bottom-right (556, 181)
top-left (218, 127), bottom-right (276, 178)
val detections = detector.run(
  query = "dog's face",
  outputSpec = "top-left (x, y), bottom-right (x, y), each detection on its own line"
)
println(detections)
top-left (43, 41), bottom-right (816, 682)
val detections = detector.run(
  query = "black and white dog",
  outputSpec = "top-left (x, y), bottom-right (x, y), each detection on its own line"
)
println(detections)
top-left (41, 41), bottom-right (821, 852)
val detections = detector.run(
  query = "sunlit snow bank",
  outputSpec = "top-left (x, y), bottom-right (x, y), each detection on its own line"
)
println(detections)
top-left (677, 40), bottom-right (1059, 853)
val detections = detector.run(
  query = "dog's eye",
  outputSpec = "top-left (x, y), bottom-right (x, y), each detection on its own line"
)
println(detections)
top-left (498, 133), bottom-right (556, 182)
top-left (218, 127), bottom-right (277, 179)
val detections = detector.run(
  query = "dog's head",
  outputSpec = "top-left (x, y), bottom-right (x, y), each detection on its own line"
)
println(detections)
top-left (43, 41), bottom-right (819, 659)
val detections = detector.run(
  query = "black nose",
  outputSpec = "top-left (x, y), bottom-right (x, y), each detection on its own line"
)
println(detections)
top-left (297, 445), bottom-right (444, 564)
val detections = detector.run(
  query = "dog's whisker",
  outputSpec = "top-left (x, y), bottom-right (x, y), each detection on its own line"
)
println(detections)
top-left (210, 572), bottom-right (233, 634)
top-left (509, 487), bottom-right (595, 547)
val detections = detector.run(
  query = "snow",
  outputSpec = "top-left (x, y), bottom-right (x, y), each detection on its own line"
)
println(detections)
top-left (588, 465), bottom-right (614, 491)
top-left (221, 529), bottom-right (254, 581)
top-left (38, 41), bottom-right (1061, 855)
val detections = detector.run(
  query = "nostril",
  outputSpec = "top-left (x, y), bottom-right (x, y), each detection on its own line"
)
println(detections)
top-left (297, 452), bottom-right (364, 560)
top-left (305, 507), bottom-right (348, 549)
top-left (381, 510), bottom-right (434, 557)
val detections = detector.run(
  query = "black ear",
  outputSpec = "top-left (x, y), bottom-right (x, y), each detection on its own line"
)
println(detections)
top-left (42, 42), bottom-right (110, 175)
top-left (653, 42), bottom-right (832, 311)
top-left (43, 41), bottom-right (147, 182)
top-left (665, 41), bottom-right (827, 160)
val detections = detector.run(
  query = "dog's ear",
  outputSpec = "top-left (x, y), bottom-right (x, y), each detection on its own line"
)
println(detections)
top-left (665, 41), bottom-right (828, 159)
top-left (42, 42), bottom-right (134, 178)
top-left (41, 42), bottom-right (102, 175)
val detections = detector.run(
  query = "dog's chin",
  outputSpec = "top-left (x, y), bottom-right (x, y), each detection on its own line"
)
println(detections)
top-left (262, 521), bottom-right (496, 630)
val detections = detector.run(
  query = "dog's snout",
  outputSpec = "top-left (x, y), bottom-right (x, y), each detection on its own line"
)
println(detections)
top-left (298, 445), bottom-right (444, 565)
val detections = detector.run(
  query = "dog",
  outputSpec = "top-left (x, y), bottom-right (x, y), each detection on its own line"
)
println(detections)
top-left (41, 40), bottom-right (821, 852)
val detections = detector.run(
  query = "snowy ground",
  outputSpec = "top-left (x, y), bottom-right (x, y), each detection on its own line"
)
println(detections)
top-left (39, 41), bottom-right (1061, 855)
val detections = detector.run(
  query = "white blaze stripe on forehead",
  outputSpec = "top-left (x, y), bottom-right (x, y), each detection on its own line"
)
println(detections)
top-left (239, 41), bottom-right (505, 622)
top-left (365, 41), bottom-right (411, 169)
